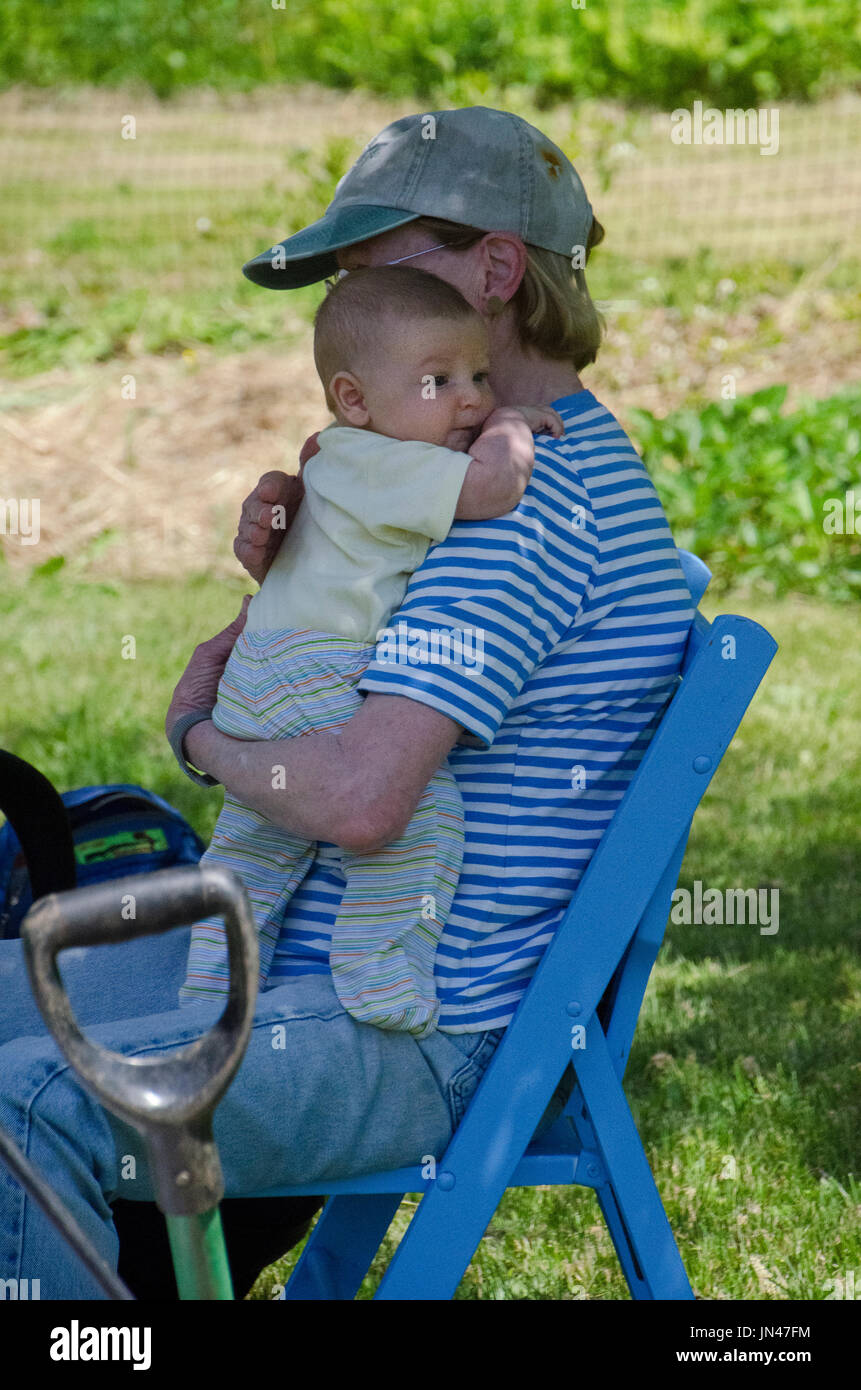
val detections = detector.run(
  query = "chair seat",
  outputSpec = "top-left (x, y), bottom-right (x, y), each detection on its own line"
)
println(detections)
top-left (249, 1120), bottom-right (604, 1199)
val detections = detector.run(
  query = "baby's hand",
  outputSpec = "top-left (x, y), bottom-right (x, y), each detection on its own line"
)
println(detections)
top-left (513, 405), bottom-right (565, 438)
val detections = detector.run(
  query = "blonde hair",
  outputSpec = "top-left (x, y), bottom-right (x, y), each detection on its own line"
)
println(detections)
top-left (409, 214), bottom-right (606, 371)
top-left (313, 263), bottom-right (482, 414)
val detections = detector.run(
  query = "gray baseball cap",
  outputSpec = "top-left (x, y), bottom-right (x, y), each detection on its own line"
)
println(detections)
top-left (242, 106), bottom-right (595, 290)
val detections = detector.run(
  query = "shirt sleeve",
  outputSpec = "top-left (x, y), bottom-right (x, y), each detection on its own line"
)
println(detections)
top-left (317, 437), bottom-right (472, 545)
top-left (357, 438), bottom-right (599, 747)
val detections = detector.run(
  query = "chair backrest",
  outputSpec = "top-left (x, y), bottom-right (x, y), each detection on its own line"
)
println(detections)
top-left (678, 549), bottom-right (711, 606)
top-left (543, 558), bottom-right (777, 1062)
top-left (594, 547), bottom-right (714, 1069)
top-left (449, 552), bottom-right (778, 1167)
top-left (548, 553), bottom-right (778, 1034)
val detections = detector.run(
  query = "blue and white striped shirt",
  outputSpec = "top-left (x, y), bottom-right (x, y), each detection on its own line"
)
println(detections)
top-left (266, 388), bottom-right (695, 1031)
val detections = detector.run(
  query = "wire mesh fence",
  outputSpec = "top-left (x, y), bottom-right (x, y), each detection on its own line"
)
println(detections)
top-left (1, 86), bottom-right (858, 288)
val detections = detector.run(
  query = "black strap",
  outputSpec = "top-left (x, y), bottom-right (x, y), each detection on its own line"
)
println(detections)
top-left (0, 749), bottom-right (77, 898)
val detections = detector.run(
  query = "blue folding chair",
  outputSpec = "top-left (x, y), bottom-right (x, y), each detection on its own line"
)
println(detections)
top-left (252, 552), bottom-right (778, 1300)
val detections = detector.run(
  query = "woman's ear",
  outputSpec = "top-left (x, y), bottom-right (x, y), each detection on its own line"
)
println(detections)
top-left (480, 232), bottom-right (528, 309)
top-left (329, 370), bottom-right (370, 425)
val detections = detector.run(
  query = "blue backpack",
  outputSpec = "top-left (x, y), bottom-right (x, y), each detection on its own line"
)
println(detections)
top-left (0, 781), bottom-right (205, 940)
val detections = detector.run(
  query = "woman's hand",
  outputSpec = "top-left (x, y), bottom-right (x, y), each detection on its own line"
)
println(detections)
top-left (234, 471), bottom-right (301, 586)
top-left (165, 596), bottom-right (251, 738)
top-left (233, 433), bottom-right (321, 585)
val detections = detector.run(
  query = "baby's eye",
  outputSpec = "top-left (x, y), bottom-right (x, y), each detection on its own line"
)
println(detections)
top-left (473, 371), bottom-right (490, 383)
top-left (433, 374), bottom-right (448, 387)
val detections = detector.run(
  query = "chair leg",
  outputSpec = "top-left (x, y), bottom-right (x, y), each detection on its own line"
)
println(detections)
top-left (283, 1192), bottom-right (401, 1300)
top-left (573, 1018), bottom-right (694, 1299)
top-left (593, 1184), bottom-right (654, 1300)
top-left (561, 1083), bottom-right (653, 1298)
top-left (373, 1183), bottom-right (488, 1300)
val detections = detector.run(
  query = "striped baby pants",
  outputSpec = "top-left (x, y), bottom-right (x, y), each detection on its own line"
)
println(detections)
top-left (178, 627), bottom-right (464, 1038)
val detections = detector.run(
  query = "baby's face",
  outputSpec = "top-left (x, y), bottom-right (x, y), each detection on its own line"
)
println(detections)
top-left (358, 314), bottom-right (495, 451)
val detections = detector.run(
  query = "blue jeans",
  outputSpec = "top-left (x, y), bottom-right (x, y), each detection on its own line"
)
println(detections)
top-left (0, 927), bottom-right (562, 1300)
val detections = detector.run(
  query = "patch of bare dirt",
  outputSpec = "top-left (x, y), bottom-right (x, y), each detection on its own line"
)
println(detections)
top-left (0, 341), bottom-right (320, 580)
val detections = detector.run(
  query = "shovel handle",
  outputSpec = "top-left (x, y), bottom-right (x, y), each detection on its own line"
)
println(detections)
top-left (21, 864), bottom-right (259, 1215)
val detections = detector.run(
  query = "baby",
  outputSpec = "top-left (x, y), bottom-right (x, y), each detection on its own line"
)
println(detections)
top-left (179, 264), bottom-right (563, 1037)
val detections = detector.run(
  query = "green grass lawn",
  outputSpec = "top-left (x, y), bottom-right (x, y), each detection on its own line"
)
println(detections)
top-left (1, 570), bottom-right (858, 1299)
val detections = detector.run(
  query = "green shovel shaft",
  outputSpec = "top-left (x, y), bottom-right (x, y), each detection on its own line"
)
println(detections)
top-left (166, 1208), bottom-right (234, 1300)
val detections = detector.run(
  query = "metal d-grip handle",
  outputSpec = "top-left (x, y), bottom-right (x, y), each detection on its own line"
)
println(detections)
top-left (21, 864), bottom-right (259, 1216)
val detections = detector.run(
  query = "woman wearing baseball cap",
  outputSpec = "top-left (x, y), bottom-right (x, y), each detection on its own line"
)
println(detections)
top-left (0, 108), bottom-right (694, 1299)
top-left (235, 105), bottom-right (608, 569)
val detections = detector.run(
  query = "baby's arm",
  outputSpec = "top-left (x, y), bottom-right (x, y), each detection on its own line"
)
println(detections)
top-left (455, 405), bottom-right (564, 520)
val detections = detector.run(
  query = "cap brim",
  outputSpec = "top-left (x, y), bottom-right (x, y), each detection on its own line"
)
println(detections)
top-left (242, 205), bottom-right (421, 289)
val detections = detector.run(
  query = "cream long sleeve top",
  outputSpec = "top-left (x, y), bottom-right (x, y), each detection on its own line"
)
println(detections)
top-left (244, 423), bottom-right (473, 642)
